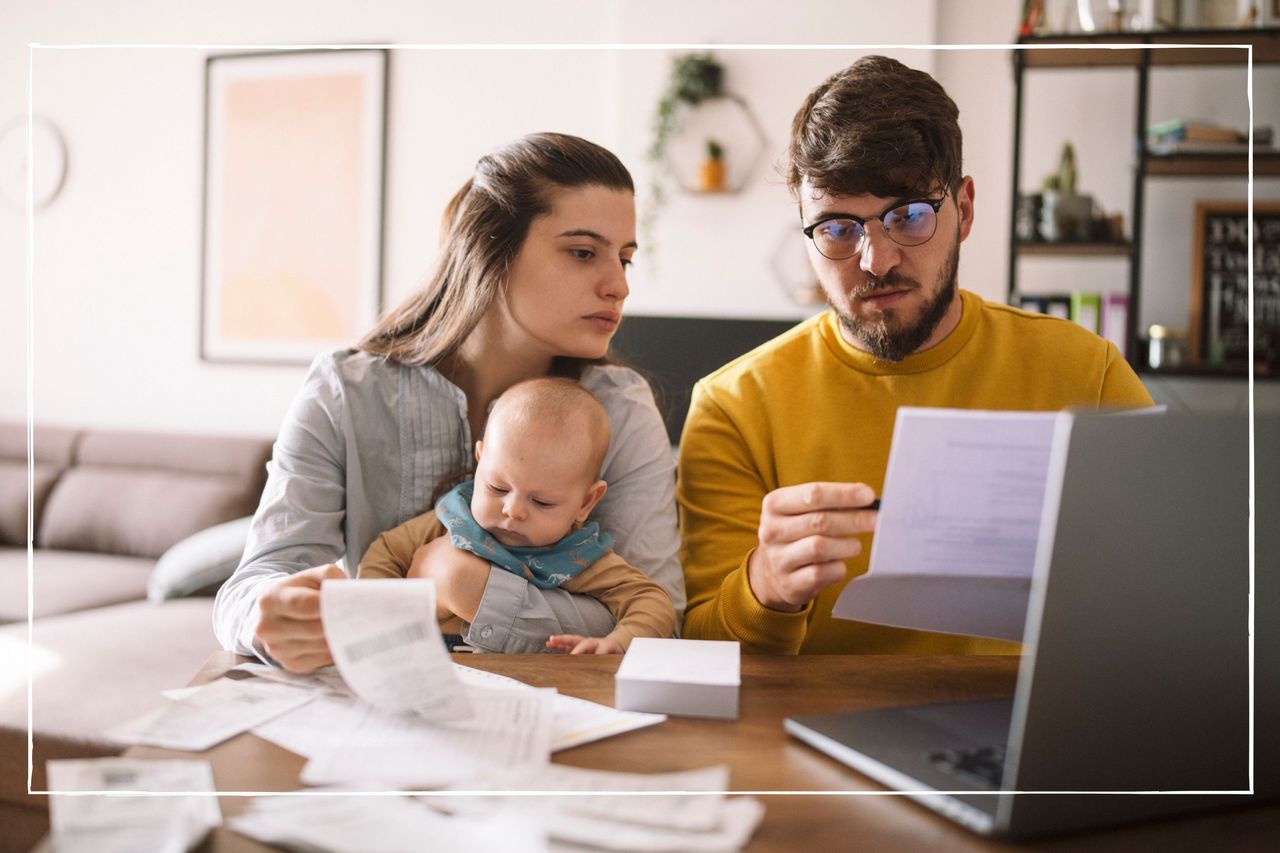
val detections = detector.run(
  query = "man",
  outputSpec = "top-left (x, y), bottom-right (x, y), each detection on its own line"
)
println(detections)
top-left (678, 55), bottom-right (1152, 654)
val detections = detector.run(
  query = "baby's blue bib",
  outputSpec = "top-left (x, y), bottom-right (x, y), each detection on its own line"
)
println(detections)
top-left (434, 480), bottom-right (613, 589)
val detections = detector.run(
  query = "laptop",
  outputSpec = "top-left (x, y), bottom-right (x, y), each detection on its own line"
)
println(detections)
top-left (786, 411), bottom-right (1266, 839)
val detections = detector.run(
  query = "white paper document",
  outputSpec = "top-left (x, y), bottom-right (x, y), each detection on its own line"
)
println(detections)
top-left (46, 758), bottom-right (220, 853)
top-left (251, 693), bottom-right (368, 759)
top-left (429, 764), bottom-right (762, 852)
top-left (834, 407), bottom-right (1060, 641)
top-left (452, 764), bottom-right (732, 831)
top-left (453, 664), bottom-right (667, 751)
top-left (869, 407), bottom-right (1058, 578)
top-left (108, 677), bottom-right (316, 751)
top-left (230, 794), bottom-right (546, 853)
top-left (544, 796), bottom-right (765, 853)
top-left (322, 578), bottom-right (471, 722)
top-left (232, 660), bottom-right (351, 695)
top-left (300, 684), bottom-right (555, 788)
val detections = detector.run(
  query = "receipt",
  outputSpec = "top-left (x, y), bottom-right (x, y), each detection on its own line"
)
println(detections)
top-left (322, 579), bottom-right (471, 722)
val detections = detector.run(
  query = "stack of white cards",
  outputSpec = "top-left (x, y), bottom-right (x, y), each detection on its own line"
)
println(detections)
top-left (615, 638), bottom-right (741, 719)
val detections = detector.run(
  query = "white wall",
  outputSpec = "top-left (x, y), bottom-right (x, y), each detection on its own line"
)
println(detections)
top-left (1, 0), bottom-right (936, 436)
top-left (2, 0), bottom-right (1274, 436)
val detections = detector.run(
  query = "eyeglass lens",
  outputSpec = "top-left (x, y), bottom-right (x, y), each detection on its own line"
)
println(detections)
top-left (813, 200), bottom-right (939, 258)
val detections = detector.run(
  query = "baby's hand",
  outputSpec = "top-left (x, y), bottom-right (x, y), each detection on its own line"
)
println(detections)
top-left (546, 634), bottom-right (624, 655)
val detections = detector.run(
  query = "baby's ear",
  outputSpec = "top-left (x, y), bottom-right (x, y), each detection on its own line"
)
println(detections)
top-left (474, 440), bottom-right (484, 463)
top-left (576, 480), bottom-right (608, 523)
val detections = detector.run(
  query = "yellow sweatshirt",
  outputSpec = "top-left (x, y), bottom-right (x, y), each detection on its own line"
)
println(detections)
top-left (678, 290), bottom-right (1153, 654)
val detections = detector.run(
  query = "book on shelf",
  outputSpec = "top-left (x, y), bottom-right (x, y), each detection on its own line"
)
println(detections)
top-left (1101, 293), bottom-right (1129, 359)
top-left (1020, 293), bottom-right (1122, 348)
top-left (1070, 291), bottom-right (1101, 334)
top-left (1146, 119), bottom-right (1243, 144)
top-left (1148, 139), bottom-right (1278, 157)
top-left (1018, 293), bottom-right (1071, 321)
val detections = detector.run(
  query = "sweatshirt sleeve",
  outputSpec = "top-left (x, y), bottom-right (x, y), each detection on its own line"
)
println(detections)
top-left (677, 381), bottom-right (811, 654)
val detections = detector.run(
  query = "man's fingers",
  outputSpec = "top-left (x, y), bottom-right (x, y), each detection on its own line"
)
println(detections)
top-left (773, 535), bottom-right (863, 574)
top-left (764, 482), bottom-right (877, 516)
top-left (760, 508), bottom-right (877, 545)
top-left (773, 561), bottom-right (849, 608)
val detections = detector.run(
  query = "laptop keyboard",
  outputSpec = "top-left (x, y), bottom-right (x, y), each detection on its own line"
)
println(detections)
top-left (928, 745), bottom-right (1006, 790)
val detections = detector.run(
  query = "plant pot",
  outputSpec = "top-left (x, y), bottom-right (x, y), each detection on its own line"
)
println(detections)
top-left (699, 157), bottom-right (726, 191)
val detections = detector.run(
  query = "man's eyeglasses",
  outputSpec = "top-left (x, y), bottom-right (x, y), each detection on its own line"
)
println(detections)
top-left (801, 193), bottom-right (948, 260)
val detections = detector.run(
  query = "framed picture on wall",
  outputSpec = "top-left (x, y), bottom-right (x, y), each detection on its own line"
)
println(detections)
top-left (200, 49), bottom-right (388, 364)
top-left (1190, 201), bottom-right (1280, 373)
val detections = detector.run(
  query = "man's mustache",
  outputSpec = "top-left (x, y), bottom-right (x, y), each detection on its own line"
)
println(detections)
top-left (850, 273), bottom-right (916, 299)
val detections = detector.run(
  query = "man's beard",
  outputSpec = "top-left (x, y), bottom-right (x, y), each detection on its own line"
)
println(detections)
top-left (830, 240), bottom-right (961, 362)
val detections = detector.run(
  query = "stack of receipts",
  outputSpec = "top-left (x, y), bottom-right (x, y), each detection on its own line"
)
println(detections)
top-left (89, 580), bottom-right (764, 849)
top-left (230, 765), bottom-right (763, 853)
top-left (107, 580), bottom-right (668, 789)
top-left (42, 758), bottom-right (220, 853)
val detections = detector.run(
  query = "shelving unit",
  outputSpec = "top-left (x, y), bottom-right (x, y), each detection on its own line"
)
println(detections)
top-left (1007, 27), bottom-right (1280, 378)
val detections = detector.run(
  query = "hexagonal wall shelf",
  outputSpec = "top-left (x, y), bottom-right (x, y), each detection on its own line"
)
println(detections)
top-left (769, 224), bottom-right (826, 306)
top-left (659, 93), bottom-right (768, 195)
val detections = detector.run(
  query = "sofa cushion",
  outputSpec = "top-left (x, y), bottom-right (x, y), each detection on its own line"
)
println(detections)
top-left (0, 598), bottom-right (218, 801)
top-left (148, 515), bottom-right (252, 601)
top-left (0, 548), bottom-right (154, 623)
top-left (0, 424), bottom-right (79, 548)
top-left (36, 429), bottom-right (271, 559)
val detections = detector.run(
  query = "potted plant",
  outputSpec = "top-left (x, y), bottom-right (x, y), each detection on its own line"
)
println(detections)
top-left (646, 53), bottom-right (726, 223)
top-left (699, 138), bottom-right (726, 191)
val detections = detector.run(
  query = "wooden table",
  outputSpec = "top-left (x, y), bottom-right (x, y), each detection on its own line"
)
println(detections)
top-left (125, 653), bottom-right (1278, 852)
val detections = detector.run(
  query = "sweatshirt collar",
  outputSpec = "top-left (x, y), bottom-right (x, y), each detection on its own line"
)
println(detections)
top-left (818, 289), bottom-right (980, 375)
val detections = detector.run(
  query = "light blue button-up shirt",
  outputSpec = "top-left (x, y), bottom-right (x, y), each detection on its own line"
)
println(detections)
top-left (213, 349), bottom-right (684, 657)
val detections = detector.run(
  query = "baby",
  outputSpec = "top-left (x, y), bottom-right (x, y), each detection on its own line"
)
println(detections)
top-left (357, 377), bottom-right (676, 654)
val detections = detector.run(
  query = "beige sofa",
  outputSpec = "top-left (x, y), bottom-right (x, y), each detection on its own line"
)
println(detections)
top-left (0, 423), bottom-right (271, 849)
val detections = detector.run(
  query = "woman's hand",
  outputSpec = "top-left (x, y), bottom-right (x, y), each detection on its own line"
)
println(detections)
top-left (408, 536), bottom-right (491, 623)
top-left (546, 634), bottom-right (624, 655)
top-left (747, 482), bottom-right (879, 612)
top-left (255, 564), bottom-right (346, 673)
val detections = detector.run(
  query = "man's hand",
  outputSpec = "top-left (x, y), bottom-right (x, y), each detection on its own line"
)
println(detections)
top-left (407, 536), bottom-right (490, 623)
top-left (255, 564), bottom-right (346, 673)
top-left (546, 634), bottom-right (625, 655)
top-left (747, 481), bottom-right (878, 612)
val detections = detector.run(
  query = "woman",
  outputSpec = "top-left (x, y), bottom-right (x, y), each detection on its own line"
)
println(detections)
top-left (213, 133), bottom-right (683, 672)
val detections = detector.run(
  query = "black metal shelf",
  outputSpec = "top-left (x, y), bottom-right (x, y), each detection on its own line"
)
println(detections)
top-left (1007, 28), bottom-right (1279, 379)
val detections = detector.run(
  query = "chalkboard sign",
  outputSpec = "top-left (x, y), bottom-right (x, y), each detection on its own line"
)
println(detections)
top-left (1191, 202), bottom-right (1280, 374)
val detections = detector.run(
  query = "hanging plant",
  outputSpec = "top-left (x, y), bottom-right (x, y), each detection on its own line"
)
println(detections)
top-left (645, 53), bottom-right (726, 234)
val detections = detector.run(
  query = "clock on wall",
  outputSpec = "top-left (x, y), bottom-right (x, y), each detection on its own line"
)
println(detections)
top-left (0, 114), bottom-right (68, 212)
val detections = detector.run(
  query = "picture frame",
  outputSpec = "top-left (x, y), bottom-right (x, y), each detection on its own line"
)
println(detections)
top-left (200, 49), bottom-right (388, 364)
top-left (1189, 201), bottom-right (1280, 372)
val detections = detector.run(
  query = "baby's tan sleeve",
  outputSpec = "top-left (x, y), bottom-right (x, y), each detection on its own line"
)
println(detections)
top-left (563, 552), bottom-right (677, 650)
top-left (356, 511), bottom-right (446, 579)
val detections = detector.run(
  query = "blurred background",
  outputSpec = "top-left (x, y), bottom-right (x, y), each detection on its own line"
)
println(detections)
top-left (3, 0), bottom-right (1277, 437)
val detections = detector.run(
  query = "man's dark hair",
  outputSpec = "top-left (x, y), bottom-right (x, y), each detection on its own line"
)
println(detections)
top-left (787, 55), bottom-right (963, 201)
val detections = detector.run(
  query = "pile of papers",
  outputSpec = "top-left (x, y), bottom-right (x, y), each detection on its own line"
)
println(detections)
top-left (84, 579), bottom-right (765, 850)
top-left (43, 758), bottom-right (220, 853)
top-left (229, 765), bottom-right (762, 853)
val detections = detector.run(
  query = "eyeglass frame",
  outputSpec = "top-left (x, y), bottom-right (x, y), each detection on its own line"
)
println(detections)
top-left (800, 192), bottom-right (949, 260)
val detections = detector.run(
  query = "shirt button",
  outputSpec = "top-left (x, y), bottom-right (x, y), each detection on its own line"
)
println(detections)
top-left (479, 625), bottom-right (493, 639)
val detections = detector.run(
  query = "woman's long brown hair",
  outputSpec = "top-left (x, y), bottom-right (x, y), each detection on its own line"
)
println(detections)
top-left (358, 133), bottom-right (634, 377)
